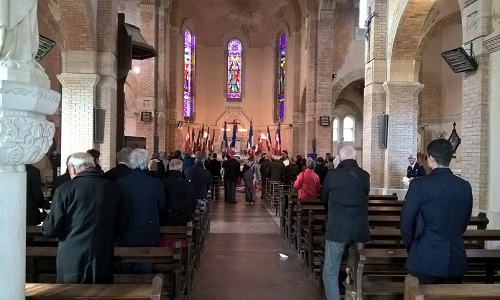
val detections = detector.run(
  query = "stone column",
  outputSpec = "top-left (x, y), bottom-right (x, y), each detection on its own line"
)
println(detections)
top-left (0, 28), bottom-right (60, 300)
top-left (382, 81), bottom-right (423, 189)
top-left (304, 0), bottom-right (319, 155)
top-left (460, 0), bottom-right (492, 210)
top-left (363, 0), bottom-right (387, 188)
top-left (167, 26), bottom-right (181, 152)
top-left (57, 73), bottom-right (101, 173)
top-left (315, 0), bottom-right (335, 155)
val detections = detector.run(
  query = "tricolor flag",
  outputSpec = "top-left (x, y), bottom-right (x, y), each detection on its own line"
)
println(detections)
top-left (266, 126), bottom-right (272, 151)
top-left (275, 123), bottom-right (281, 154)
top-left (221, 122), bottom-right (228, 152)
top-left (230, 121), bottom-right (237, 149)
top-left (191, 127), bottom-right (196, 153)
top-left (247, 121), bottom-right (253, 151)
top-left (184, 126), bottom-right (191, 153)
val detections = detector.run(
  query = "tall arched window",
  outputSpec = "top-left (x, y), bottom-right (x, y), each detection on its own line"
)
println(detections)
top-left (183, 29), bottom-right (195, 119)
top-left (332, 118), bottom-right (339, 141)
top-left (227, 39), bottom-right (243, 100)
top-left (343, 116), bottom-right (355, 142)
top-left (275, 33), bottom-right (286, 122)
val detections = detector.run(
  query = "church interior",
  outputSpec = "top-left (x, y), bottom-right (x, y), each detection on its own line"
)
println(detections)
top-left (2, 0), bottom-right (500, 299)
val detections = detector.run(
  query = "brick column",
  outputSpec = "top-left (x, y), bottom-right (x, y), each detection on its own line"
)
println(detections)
top-left (382, 81), bottom-right (423, 189)
top-left (304, 1), bottom-right (318, 155)
top-left (363, 0), bottom-right (387, 188)
top-left (315, 0), bottom-right (335, 155)
top-left (57, 73), bottom-right (101, 173)
top-left (460, 0), bottom-right (492, 210)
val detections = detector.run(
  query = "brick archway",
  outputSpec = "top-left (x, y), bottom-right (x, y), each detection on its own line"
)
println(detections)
top-left (37, 6), bottom-right (67, 52)
top-left (331, 68), bottom-right (365, 107)
top-left (58, 0), bottom-right (96, 50)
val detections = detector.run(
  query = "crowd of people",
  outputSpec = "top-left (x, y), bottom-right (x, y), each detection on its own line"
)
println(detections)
top-left (24, 138), bottom-right (473, 298)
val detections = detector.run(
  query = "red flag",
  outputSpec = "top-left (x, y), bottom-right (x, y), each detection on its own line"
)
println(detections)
top-left (184, 126), bottom-right (191, 153)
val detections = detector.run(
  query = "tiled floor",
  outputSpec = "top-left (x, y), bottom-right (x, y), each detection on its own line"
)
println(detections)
top-left (191, 193), bottom-right (323, 300)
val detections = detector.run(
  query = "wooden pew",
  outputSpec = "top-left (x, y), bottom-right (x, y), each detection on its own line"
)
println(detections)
top-left (26, 273), bottom-right (164, 299)
top-left (404, 274), bottom-right (500, 300)
top-left (368, 193), bottom-right (398, 200)
top-left (344, 245), bottom-right (500, 300)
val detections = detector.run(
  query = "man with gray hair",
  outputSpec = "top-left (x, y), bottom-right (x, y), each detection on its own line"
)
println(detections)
top-left (116, 149), bottom-right (166, 252)
top-left (42, 152), bottom-right (127, 284)
top-left (188, 151), bottom-right (213, 200)
top-left (162, 159), bottom-right (197, 225)
top-left (103, 147), bottom-right (132, 182)
top-left (320, 145), bottom-right (370, 300)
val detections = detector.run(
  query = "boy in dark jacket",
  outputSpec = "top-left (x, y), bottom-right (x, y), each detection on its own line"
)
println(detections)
top-left (242, 164), bottom-right (254, 205)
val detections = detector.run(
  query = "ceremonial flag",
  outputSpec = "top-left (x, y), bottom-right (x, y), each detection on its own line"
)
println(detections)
top-left (230, 121), bottom-right (237, 149)
top-left (204, 127), bottom-right (210, 151)
top-left (275, 123), bottom-right (281, 154)
top-left (209, 129), bottom-right (215, 152)
top-left (247, 121), bottom-right (253, 150)
top-left (191, 127), bottom-right (196, 153)
top-left (221, 122), bottom-right (228, 152)
top-left (266, 126), bottom-right (272, 151)
top-left (184, 126), bottom-right (191, 153)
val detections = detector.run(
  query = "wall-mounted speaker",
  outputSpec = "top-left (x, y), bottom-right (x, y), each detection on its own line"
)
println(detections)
top-left (94, 108), bottom-right (104, 143)
top-left (379, 113), bottom-right (389, 148)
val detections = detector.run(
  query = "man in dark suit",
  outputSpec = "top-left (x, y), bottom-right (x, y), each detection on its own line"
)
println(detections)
top-left (320, 146), bottom-right (370, 300)
top-left (103, 147), bottom-right (132, 182)
top-left (401, 139), bottom-right (472, 284)
top-left (26, 164), bottom-right (44, 226)
top-left (407, 154), bottom-right (426, 179)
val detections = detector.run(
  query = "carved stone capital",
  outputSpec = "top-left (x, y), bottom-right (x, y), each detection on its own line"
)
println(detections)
top-left (382, 81), bottom-right (424, 97)
top-left (56, 73), bottom-right (100, 87)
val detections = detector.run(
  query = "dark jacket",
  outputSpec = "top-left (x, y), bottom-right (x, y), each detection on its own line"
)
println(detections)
top-left (26, 164), bottom-right (44, 226)
top-left (407, 163), bottom-right (426, 178)
top-left (224, 158), bottom-right (241, 182)
top-left (260, 159), bottom-right (271, 179)
top-left (50, 172), bottom-right (71, 201)
top-left (162, 170), bottom-right (197, 226)
top-left (42, 170), bottom-right (127, 284)
top-left (285, 163), bottom-right (300, 183)
top-left (116, 169), bottom-right (166, 247)
top-left (189, 162), bottom-right (213, 199)
top-left (314, 163), bottom-right (328, 184)
top-left (103, 163), bottom-right (131, 182)
top-left (267, 161), bottom-right (285, 182)
top-left (400, 168), bottom-right (472, 280)
top-left (320, 159), bottom-right (370, 243)
top-left (206, 159), bottom-right (222, 178)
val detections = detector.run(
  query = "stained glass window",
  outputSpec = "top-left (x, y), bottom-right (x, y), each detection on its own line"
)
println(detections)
top-left (227, 39), bottom-right (242, 100)
top-left (275, 34), bottom-right (286, 122)
top-left (183, 30), bottom-right (195, 119)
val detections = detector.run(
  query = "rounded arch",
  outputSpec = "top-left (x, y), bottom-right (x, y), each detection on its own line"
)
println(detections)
top-left (417, 11), bottom-right (462, 61)
top-left (180, 18), bottom-right (199, 36)
top-left (37, 5), bottom-right (67, 52)
top-left (331, 68), bottom-right (365, 106)
top-left (219, 29), bottom-right (251, 49)
top-left (335, 99), bottom-right (363, 121)
top-left (171, 0), bottom-right (302, 32)
top-left (58, 0), bottom-right (96, 50)
top-left (270, 22), bottom-right (291, 46)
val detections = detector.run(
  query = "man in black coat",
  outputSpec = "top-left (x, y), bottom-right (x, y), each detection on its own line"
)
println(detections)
top-left (407, 154), bottom-right (426, 179)
top-left (285, 157), bottom-right (300, 184)
top-left (314, 157), bottom-right (329, 184)
top-left (259, 154), bottom-right (270, 199)
top-left (42, 152), bottom-right (127, 284)
top-left (320, 146), bottom-right (370, 300)
top-left (224, 154), bottom-right (241, 204)
top-left (188, 151), bottom-right (213, 200)
top-left (401, 139), bottom-right (472, 284)
top-left (267, 156), bottom-right (285, 182)
top-left (206, 153), bottom-right (222, 200)
top-left (26, 164), bottom-right (44, 226)
top-left (162, 159), bottom-right (197, 226)
top-left (103, 147), bottom-right (132, 182)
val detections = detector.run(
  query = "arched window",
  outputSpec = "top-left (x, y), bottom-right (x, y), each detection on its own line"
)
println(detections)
top-left (227, 39), bottom-right (243, 100)
top-left (343, 116), bottom-right (355, 142)
top-left (275, 33), bottom-right (286, 122)
top-left (183, 29), bottom-right (195, 119)
top-left (332, 118), bottom-right (339, 141)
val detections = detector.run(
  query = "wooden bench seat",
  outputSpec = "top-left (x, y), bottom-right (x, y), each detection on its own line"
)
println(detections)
top-left (404, 274), bottom-right (500, 300)
top-left (26, 273), bottom-right (164, 299)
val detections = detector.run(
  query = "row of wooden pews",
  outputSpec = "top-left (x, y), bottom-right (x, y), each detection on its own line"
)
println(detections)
top-left (273, 186), bottom-right (500, 300)
top-left (25, 200), bottom-right (212, 300)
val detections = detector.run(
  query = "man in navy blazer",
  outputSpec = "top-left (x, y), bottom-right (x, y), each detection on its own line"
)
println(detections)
top-left (401, 139), bottom-right (472, 284)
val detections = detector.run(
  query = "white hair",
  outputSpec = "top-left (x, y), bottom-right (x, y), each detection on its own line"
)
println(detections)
top-left (194, 151), bottom-right (206, 164)
top-left (306, 157), bottom-right (316, 169)
top-left (339, 145), bottom-right (356, 161)
top-left (67, 152), bottom-right (95, 172)
top-left (128, 148), bottom-right (149, 170)
top-left (169, 159), bottom-right (183, 171)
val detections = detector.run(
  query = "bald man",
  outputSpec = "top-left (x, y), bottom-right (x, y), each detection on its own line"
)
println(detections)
top-left (320, 145), bottom-right (370, 300)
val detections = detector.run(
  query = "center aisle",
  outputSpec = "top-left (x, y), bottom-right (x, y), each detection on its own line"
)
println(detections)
top-left (191, 193), bottom-right (323, 300)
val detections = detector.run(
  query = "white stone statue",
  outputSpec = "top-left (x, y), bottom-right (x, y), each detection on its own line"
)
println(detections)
top-left (0, 0), bottom-right (39, 63)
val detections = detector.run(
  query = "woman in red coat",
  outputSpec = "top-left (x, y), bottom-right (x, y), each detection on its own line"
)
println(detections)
top-left (293, 157), bottom-right (320, 200)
